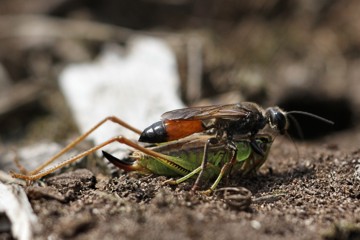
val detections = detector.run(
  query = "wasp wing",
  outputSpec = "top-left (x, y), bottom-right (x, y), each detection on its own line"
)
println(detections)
top-left (161, 102), bottom-right (261, 120)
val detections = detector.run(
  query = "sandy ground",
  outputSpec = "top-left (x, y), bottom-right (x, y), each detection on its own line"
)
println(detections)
top-left (6, 129), bottom-right (357, 240)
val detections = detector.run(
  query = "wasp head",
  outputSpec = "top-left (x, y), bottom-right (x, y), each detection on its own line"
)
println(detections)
top-left (265, 107), bottom-right (288, 135)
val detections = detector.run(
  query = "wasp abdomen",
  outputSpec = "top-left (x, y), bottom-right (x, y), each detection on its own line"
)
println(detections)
top-left (139, 119), bottom-right (205, 143)
top-left (164, 119), bottom-right (205, 141)
top-left (139, 121), bottom-right (168, 143)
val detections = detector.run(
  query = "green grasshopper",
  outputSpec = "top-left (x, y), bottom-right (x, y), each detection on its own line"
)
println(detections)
top-left (10, 116), bottom-right (273, 192)
top-left (102, 133), bottom-right (273, 192)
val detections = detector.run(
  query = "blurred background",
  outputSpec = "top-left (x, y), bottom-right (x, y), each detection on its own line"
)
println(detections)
top-left (0, 0), bottom-right (358, 151)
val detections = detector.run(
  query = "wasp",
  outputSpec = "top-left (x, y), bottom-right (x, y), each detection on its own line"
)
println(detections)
top-left (140, 102), bottom-right (333, 151)
top-left (139, 103), bottom-right (284, 152)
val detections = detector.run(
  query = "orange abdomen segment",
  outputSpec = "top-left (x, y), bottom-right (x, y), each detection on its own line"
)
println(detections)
top-left (164, 119), bottom-right (205, 141)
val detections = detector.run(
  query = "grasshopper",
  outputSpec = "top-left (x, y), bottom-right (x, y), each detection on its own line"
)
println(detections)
top-left (10, 115), bottom-right (273, 192)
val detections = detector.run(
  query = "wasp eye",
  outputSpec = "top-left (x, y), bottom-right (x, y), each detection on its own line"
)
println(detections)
top-left (267, 108), bottom-right (287, 134)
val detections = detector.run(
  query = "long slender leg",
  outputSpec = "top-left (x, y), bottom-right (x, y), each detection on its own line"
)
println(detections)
top-left (12, 150), bottom-right (28, 175)
top-left (164, 163), bottom-right (219, 186)
top-left (26, 116), bottom-right (142, 175)
top-left (164, 166), bottom-right (202, 185)
top-left (10, 135), bottom-right (171, 181)
top-left (208, 147), bottom-right (238, 192)
top-left (191, 138), bottom-right (217, 192)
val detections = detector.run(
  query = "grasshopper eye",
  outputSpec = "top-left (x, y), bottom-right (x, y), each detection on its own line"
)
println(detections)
top-left (256, 138), bottom-right (268, 153)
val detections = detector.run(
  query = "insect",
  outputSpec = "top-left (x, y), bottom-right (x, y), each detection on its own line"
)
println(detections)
top-left (139, 102), bottom-right (333, 152)
top-left (103, 133), bottom-right (273, 192)
top-left (9, 114), bottom-right (272, 192)
top-left (138, 103), bottom-right (282, 157)
top-left (10, 102), bottom-right (332, 191)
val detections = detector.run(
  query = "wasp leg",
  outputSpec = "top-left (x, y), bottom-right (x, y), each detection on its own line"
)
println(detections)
top-left (10, 135), bottom-right (169, 181)
top-left (20, 116), bottom-right (141, 177)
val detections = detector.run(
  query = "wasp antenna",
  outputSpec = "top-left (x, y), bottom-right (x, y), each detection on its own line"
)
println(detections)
top-left (287, 114), bottom-right (304, 140)
top-left (284, 131), bottom-right (300, 161)
top-left (287, 111), bottom-right (334, 125)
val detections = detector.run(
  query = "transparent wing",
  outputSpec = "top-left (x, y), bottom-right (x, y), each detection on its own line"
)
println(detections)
top-left (161, 102), bottom-right (261, 120)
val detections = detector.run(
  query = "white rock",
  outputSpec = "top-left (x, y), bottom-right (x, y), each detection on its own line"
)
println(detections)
top-left (0, 182), bottom-right (38, 240)
top-left (59, 36), bottom-right (184, 154)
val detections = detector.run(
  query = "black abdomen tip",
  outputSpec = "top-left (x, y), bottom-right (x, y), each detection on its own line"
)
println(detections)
top-left (139, 121), bottom-right (168, 143)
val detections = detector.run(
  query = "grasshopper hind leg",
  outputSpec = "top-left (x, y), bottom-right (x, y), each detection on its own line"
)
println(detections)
top-left (10, 136), bottom-right (166, 181)
top-left (163, 166), bottom-right (202, 186)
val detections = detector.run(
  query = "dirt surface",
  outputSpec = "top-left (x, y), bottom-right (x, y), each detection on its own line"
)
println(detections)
top-left (10, 132), bottom-right (357, 240)
top-left (1, 1), bottom-right (360, 240)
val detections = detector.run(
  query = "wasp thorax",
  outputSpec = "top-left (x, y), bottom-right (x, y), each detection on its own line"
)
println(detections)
top-left (265, 107), bottom-right (288, 134)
